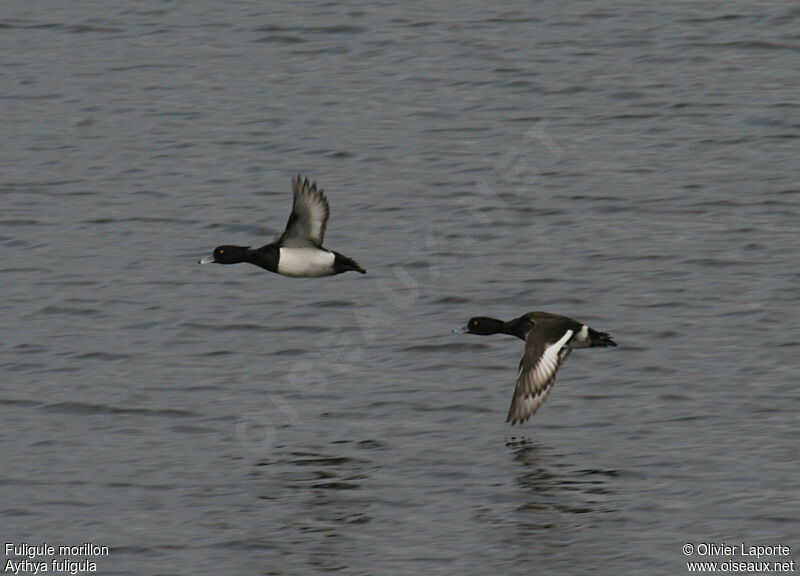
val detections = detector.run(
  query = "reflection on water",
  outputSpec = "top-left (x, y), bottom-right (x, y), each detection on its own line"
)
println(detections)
top-left (506, 437), bottom-right (617, 527)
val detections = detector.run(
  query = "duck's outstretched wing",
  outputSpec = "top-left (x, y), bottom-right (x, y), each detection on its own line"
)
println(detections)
top-left (506, 329), bottom-right (574, 424)
top-left (278, 176), bottom-right (330, 248)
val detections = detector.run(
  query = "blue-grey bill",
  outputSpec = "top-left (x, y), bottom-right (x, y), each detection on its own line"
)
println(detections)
top-left (198, 255), bottom-right (216, 264)
top-left (452, 326), bottom-right (469, 334)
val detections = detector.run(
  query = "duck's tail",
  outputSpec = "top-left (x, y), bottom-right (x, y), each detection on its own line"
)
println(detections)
top-left (333, 252), bottom-right (366, 274)
top-left (588, 327), bottom-right (616, 347)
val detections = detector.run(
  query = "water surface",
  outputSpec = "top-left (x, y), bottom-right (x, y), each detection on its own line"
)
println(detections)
top-left (2, 1), bottom-right (799, 574)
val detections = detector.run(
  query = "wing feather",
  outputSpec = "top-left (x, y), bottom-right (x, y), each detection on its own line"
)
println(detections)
top-left (506, 329), bottom-right (573, 424)
top-left (278, 176), bottom-right (330, 247)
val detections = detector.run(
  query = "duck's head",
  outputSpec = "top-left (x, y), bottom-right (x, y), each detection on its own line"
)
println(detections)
top-left (198, 245), bottom-right (250, 265)
top-left (453, 316), bottom-right (506, 336)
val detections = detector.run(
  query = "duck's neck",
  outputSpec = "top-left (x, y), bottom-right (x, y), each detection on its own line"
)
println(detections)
top-left (245, 244), bottom-right (278, 273)
top-left (500, 317), bottom-right (532, 340)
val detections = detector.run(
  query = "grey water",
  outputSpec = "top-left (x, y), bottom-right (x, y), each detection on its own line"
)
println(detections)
top-left (2, 1), bottom-right (799, 574)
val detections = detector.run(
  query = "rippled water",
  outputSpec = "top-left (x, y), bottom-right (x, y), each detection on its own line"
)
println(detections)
top-left (2, 2), bottom-right (799, 574)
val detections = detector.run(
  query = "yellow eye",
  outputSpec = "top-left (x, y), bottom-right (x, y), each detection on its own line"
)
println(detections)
top-left (219, 249), bottom-right (225, 254)
top-left (472, 320), bottom-right (478, 326)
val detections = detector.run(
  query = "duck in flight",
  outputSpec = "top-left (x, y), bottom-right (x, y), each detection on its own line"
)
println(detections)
top-left (199, 176), bottom-right (365, 277)
top-left (454, 312), bottom-right (616, 424)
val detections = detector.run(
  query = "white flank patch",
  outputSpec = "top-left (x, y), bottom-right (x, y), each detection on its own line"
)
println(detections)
top-left (278, 247), bottom-right (336, 277)
top-left (571, 324), bottom-right (590, 347)
top-left (534, 329), bottom-right (573, 385)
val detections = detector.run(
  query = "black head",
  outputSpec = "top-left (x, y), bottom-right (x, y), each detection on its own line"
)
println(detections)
top-left (456, 316), bottom-right (506, 336)
top-left (454, 316), bottom-right (534, 340)
top-left (198, 245), bottom-right (250, 265)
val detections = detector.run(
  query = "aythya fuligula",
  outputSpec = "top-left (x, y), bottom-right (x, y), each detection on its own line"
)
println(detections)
top-left (454, 312), bottom-right (616, 424)
top-left (199, 176), bottom-right (365, 277)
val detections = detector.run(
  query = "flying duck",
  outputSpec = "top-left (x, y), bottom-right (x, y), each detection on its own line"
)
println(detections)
top-left (199, 175), bottom-right (365, 277)
top-left (455, 312), bottom-right (616, 424)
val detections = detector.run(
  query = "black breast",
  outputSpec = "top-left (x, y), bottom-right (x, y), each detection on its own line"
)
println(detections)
top-left (246, 244), bottom-right (279, 272)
